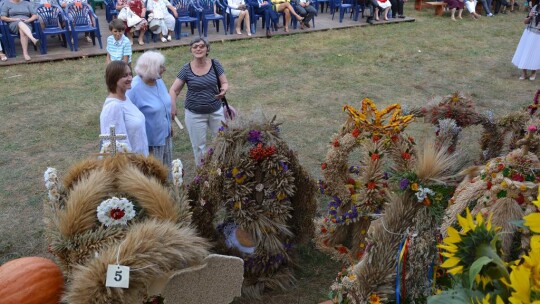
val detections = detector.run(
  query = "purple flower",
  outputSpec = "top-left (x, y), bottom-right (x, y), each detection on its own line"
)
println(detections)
top-left (225, 169), bottom-right (232, 178)
top-left (383, 172), bottom-right (389, 180)
top-left (349, 166), bottom-right (361, 174)
top-left (279, 161), bottom-right (289, 171)
top-left (399, 178), bottom-right (409, 190)
top-left (247, 130), bottom-right (262, 144)
top-left (207, 148), bottom-right (214, 155)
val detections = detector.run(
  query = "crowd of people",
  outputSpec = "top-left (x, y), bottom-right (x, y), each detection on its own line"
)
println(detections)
top-left (444, 0), bottom-right (538, 20)
top-left (100, 37), bottom-right (227, 174)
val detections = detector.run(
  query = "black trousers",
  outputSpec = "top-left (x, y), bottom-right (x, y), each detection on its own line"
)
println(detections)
top-left (389, 0), bottom-right (404, 16)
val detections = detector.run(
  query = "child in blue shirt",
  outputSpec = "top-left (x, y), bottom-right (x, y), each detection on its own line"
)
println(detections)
top-left (106, 19), bottom-right (132, 65)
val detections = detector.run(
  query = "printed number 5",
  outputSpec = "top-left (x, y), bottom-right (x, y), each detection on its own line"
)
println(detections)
top-left (114, 270), bottom-right (123, 282)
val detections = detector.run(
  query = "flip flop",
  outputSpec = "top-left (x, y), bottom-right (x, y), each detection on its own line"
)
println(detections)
top-left (0, 54), bottom-right (7, 62)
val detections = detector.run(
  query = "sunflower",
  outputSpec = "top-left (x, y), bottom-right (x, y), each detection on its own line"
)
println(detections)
top-left (524, 187), bottom-right (540, 233)
top-left (473, 293), bottom-right (505, 304)
top-left (506, 236), bottom-right (540, 303)
top-left (439, 209), bottom-right (506, 286)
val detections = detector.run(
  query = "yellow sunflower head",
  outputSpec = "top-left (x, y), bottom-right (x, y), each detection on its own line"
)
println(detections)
top-left (439, 209), bottom-right (502, 285)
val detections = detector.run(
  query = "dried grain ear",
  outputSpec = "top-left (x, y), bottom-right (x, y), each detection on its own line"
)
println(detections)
top-left (58, 169), bottom-right (115, 237)
top-left (127, 154), bottom-right (169, 185)
top-left (63, 158), bottom-right (101, 189)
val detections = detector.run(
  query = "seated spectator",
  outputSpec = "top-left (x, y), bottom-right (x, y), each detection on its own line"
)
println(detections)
top-left (493, 0), bottom-right (510, 14)
top-left (147, 0), bottom-right (177, 43)
top-left (294, 0), bottom-right (316, 29)
top-left (375, 0), bottom-right (391, 20)
top-left (116, 0), bottom-right (148, 45)
top-left (0, 0), bottom-right (40, 61)
top-left (464, 0), bottom-right (481, 18)
top-left (246, 0), bottom-right (279, 37)
top-left (106, 19), bottom-right (132, 66)
top-left (444, 0), bottom-right (464, 20)
top-left (478, 0), bottom-right (494, 16)
top-left (60, 0), bottom-right (93, 42)
top-left (0, 42), bottom-right (6, 61)
top-left (227, 0), bottom-right (251, 36)
top-left (389, 0), bottom-right (405, 18)
top-left (271, 0), bottom-right (304, 32)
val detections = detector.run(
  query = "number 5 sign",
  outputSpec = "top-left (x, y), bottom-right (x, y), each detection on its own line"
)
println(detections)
top-left (106, 265), bottom-right (130, 288)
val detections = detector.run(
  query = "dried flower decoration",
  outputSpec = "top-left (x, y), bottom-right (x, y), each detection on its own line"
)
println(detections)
top-left (96, 197), bottom-right (136, 227)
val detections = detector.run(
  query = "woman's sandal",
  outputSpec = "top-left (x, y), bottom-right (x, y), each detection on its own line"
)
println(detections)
top-left (0, 53), bottom-right (7, 62)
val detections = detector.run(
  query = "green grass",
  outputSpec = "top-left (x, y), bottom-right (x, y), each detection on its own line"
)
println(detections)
top-left (0, 4), bottom-right (537, 302)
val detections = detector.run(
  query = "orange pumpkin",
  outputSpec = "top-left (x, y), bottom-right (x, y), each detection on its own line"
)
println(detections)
top-left (0, 257), bottom-right (64, 304)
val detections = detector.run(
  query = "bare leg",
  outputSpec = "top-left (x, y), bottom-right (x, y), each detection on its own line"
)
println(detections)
top-left (138, 28), bottom-right (146, 45)
top-left (458, 8), bottom-right (463, 18)
top-left (284, 8), bottom-right (291, 31)
top-left (279, 3), bottom-right (304, 21)
top-left (375, 7), bottom-right (380, 20)
top-left (383, 7), bottom-right (390, 20)
top-left (235, 12), bottom-right (245, 34)
top-left (127, 32), bottom-right (134, 45)
top-left (451, 7), bottom-right (456, 19)
top-left (18, 23), bottom-right (38, 60)
top-left (520, 69), bottom-right (528, 79)
top-left (244, 11), bottom-right (251, 35)
top-left (531, 70), bottom-right (537, 80)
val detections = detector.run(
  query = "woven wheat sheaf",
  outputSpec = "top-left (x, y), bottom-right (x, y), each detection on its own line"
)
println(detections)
top-left (43, 154), bottom-right (210, 303)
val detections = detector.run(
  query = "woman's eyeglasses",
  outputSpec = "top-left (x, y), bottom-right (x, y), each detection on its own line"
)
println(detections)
top-left (191, 44), bottom-right (206, 50)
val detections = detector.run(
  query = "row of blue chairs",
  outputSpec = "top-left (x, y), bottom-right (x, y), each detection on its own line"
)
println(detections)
top-left (0, 2), bottom-right (101, 58)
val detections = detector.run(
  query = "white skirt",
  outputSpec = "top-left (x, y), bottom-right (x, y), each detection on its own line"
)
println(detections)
top-left (512, 28), bottom-right (540, 70)
top-left (377, 0), bottom-right (392, 8)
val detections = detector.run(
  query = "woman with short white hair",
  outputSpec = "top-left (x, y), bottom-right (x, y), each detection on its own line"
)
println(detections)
top-left (127, 51), bottom-right (173, 176)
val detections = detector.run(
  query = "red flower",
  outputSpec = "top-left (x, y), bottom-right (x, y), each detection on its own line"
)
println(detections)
top-left (321, 163), bottom-right (327, 170)
top-left (391, 135), bottom-right (399, 142)
top-left (401, 152), bottom-right (411, 160)
top-left (347, 178), bottom-right (356, 185)
top-left (423, 197), bottom-right (431, 206)
top-left (517, 193), bottom-right (525, 205)
top-left (352, 128), bottom-right (360, 138)
top-left (249, 143), bottom-right (276, 160)
top-left (333, 140), bottom-right (340, 147)
top-left (371, 153), bottom-right (380, 161)
top-left (337, 246), bottom-right (348, 254)
top-left (512, 173), bottom-right (524, 182)
top-left (321, 227), bottom-right (328, 234)
top-left (486, 181), bottom-right (492, 190)
top-left (110, 208), bottom-right (125, 220)
top-left (372, 135), bottom-right (381, 142)
top-left (497, 164), bottom-right (504, 171)
top-left (367, 181), bottom-right (376, 190)
top-left (356, 251), bottom-right (364, 259)
top-left (323, 238), bottom-right (330, 246)
top-left (408, 136), bottom-right (415, 144)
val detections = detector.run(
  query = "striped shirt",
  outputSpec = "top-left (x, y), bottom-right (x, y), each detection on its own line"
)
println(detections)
top-left (177, 59), bottom-right (225, 114)
top-left (107, 35), bottom-right (132, 63)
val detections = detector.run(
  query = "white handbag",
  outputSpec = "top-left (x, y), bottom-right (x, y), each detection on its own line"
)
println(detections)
top-left (117, 7), bottom-right (128, 21)
top-left (126, 9), bottom-right (143, 27)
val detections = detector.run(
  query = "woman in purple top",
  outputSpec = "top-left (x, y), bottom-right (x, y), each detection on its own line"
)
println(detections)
top-left (0, 0), bottom-right (40, 61)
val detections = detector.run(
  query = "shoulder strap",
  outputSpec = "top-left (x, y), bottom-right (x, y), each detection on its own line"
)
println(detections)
top-left (211, 59), bottom-right (232, 117)
top-left (211, 59), bottom-right (221, 90)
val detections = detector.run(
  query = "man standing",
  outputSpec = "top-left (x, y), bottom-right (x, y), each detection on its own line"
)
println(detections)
top-left (246, 0), bottom-right (279, 37)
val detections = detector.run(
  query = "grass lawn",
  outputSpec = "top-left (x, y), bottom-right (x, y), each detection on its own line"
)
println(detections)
top-left (0, 3), bottom-right (538, 302)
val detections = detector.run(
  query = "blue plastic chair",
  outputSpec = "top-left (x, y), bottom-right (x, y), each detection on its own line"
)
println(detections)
top-left (170, 0), bottom-right (200, 39)
top-left (330, 0), bottom-right (351, 22)
top-left (0, 19), bottom-right (41, 58)
top-left (193, 0), bottom-right (227, 37)
top-left (219, 0), bottom-right (248, 34)
top-left (0, 20), bottom-right (12, 57)
top-left (314, 0), bottom-right (328, 12)
top-left (65, 2), bottom-right (102, 50)
top-left (36, 4), bottom-right (73, 53)
top-left (103, 0), bottom-right (118, 22)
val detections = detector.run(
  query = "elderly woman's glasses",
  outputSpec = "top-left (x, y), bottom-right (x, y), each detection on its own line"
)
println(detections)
top-left (191, 44), bottom-right (206, 50)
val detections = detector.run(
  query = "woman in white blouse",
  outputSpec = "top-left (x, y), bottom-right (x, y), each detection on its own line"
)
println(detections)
top-left (100, 61), bottom-right (149, 156)
top-left (227, 0), bottom-right (251, 35)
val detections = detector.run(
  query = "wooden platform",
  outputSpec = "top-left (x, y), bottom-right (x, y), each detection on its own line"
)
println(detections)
top-left (0, 7), bottom-right (414, 66)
